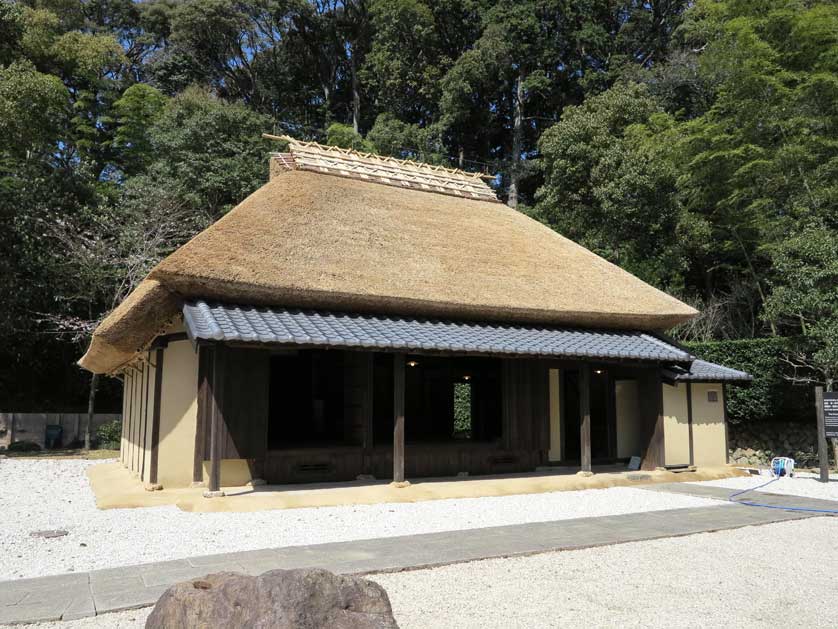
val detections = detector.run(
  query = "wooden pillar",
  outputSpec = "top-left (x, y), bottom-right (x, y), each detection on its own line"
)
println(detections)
top-left (641, 369), bottom-right (666, 470)
top-left (205, 345), bottom-right (225, 497)
top-left (579, 364), bottom-right (592, 473)
top-left (147, 347), bottom-right (164, 489)
top-left (605, 370), bottom-right (617, 460)
top-left (193, 345), bottom-right (212, 484)
top-left (686, 382), bottom-right (695, 467)
top-left (361, 353), bottom-right (374, 475)
top-left (816, 386), bottom-right (828, 482)
top-left (393, 353), bottom-right (405, 483)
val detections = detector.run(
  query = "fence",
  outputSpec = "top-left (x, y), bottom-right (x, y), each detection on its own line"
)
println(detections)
top-left (0, 413), bottom-right (121, 450)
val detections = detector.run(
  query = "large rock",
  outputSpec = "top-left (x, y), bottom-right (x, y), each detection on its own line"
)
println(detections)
top-left (146, 568), bottom-right (399, 629)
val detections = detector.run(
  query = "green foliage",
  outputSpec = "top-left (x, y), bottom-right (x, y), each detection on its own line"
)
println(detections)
top-left (686, 337), bottom-right (809, 425)
top-left (113, 84), bottom-right (168, 174)
top-left (763, 224), bottom-right (838, 387)
top-left (453, 382), bottom-right (472, 436)
top-left (325, 123), bottom-right (374, 152)
top-left (8, 440), bottom-right (41, 453)
top-left (0, 0), bottom-right (836, 412)
top-left (0, 60), bottom-right (67, 157)
top-left (145, 88), bottom-right (271, 216)
top-left (366, 113), bottom-right (444, 163)
top-left (95, 419), bottom-right (121, 449)
top-left (536, 83), bottom-right (687, 289)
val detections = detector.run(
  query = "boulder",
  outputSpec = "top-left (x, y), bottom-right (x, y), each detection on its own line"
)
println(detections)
top-left (146, 568), bottom-right (399, 629)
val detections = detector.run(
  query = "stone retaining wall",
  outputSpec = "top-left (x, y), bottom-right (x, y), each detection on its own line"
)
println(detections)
top-left (0, 413), bottom-right (121, 450)
top-left (729, 422), bottom-right (837, 468)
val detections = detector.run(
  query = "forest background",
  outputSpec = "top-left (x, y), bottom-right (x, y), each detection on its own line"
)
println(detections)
top-left (1, 0), bottom-right (835, 425)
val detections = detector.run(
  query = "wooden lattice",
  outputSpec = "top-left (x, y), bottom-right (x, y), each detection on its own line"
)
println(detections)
top-left (264, 134), bottom-right (498, 202)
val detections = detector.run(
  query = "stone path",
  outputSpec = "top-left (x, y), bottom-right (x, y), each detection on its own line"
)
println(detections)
top-left (2, 488), bottom-right (836, 625)
top-left (645, 481), bottom-right (838, 512)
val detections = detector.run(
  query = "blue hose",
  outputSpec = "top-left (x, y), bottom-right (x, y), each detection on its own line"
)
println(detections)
top-left (729, 476), bottom-right (838, 515)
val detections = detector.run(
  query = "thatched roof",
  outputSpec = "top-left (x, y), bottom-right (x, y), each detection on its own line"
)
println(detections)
top-left (80, 147), bottom-right (697, 374)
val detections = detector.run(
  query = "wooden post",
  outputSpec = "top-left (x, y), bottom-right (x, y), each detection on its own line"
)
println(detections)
top-left (194, 346), bottom-right (212, 485)
top-left (393, 353), bottom-right (406, 484)
top-left (147, 347), bottom-right (164, 489)
top-left (579, 364), bottom-right (592, 473)
top-left (641, 369), bottom-right (666, 471)
top-left (686, 382), bottom-right (695, 467)
top-left (205, 345), bottom-right (225, 497)
top-left (816, 386), bottom-right (828, 483)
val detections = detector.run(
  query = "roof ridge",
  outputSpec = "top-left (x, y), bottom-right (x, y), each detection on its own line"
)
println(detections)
top-left (263, 134), bottom-right (499, 203)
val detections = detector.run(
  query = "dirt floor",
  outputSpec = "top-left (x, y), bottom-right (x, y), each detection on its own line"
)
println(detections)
top-left (88, 462), bottom-right (746, 512)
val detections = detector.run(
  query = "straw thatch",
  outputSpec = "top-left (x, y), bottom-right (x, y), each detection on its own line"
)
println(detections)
top-left (269, 135), bottom-right (497, 201)
top-left (80, 166), bottom-right (697, 373)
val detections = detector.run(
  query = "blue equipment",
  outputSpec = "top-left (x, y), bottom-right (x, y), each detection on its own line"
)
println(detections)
top-left (770, 457), bottom-right (795, 478)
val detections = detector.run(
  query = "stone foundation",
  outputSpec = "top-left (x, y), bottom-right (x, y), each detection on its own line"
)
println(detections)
top-left (728, 422), bottom-right (836, 468)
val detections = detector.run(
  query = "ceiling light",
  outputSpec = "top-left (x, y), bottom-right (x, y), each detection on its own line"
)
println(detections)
top-left (463, 375), bottom-right (471, 381)
top-left (594, 369), bottom-right (604, 375)
top-left (407, 360), bottom-right (419, 367)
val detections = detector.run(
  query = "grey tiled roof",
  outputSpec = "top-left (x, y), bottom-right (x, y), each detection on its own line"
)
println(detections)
top-left (668, 358), bottom-right (753, 383)
top-left (183, 301), bottom-right (694, 363)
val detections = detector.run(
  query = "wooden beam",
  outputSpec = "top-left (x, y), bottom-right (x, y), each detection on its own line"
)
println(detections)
top-left (641, 369), bottom-right (666, 470)
top-left (362, 352), bottom-right (374, 475)
top-left (579, 364), bottom-right (592, 473)
top-left (148, 347), bottom-right (164, 488)
top-left (193, 346), bottom-right (212, 484)
top-left (816, 386), bottom-right (828, 482)
top-left (686, 382), bottom-right (695, 467)
top-left (205, 345), bottom-right (225, 497)
top-left (393, 353), bottom-right (405, 483)
top-left (606, 370), bottom-right (617, 460)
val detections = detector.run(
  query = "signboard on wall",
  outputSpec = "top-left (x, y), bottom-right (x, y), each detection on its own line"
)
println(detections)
top-left (825, 392), bottom-right (838, 438)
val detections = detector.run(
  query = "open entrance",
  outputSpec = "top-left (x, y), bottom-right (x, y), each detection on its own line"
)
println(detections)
top-left (372, 354), bottom-right (503, 445)
top-left (560, 368), bottom-right (614, 463)
top-left (267, 349), bottom-right (358, 449)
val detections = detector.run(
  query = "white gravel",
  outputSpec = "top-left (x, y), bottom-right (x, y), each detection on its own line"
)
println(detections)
top-left (9, 517), bottom-right (838, 629)
top-left (692, 471), bottom-right (838, 502)
top-left (0, 458), bottom-right (725, 580)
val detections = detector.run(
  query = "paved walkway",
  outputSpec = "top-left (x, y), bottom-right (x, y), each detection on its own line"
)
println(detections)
top-left (644, 481), bottom-right (838, 511)
top-left (5, 487), bottom-right (838, 625)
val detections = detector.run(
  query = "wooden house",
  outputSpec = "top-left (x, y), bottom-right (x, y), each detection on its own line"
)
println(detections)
top-left (79, 139), bottom-right (751, 495)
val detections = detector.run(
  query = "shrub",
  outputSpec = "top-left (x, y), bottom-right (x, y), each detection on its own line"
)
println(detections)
top-left (7, 440), bottom-right (41, 453)
top-left (96, 419), bottom-right (121, 450)
top-left (685, 337), bottom-right (811, 425)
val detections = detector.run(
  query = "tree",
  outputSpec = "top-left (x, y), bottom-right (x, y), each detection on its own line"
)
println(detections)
top-left (144, 87), bottom-right (272, 217)
top-left (535, 83), bottom-right (688, 290)
top-left (763, 225), bottom-right (838, 391)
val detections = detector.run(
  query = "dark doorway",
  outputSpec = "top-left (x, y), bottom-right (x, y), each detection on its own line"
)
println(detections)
top-left (372, 354), bottom-right (503, 445)
top-left (562, 368), bottom-right (613, 463)
top-left (267, 350), bottom-right (352, 448)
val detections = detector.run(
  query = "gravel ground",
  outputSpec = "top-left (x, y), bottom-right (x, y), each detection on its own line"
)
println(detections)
top-left (0, 459), bottom-right (724, 580)
top-left (693, 471), bottom-right (838, 502)
top-left (8, 517), bottom-right (838, 629)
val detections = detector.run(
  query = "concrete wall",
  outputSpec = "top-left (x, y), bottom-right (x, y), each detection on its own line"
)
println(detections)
top-left (615, 380), bottom-right (642, 459)
top-left (663, 383), bottom-right (691, 466)
top-left (692, 383), bottom-right (727, 466)
top-left (0, 413), bottom-right (121, 450)
top-left (156, 339), bottom-right (199, 488)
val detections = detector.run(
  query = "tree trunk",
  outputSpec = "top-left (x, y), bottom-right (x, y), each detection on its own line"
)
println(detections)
top-left (350, 46), bottom-right (361, 134)
top-left (84, 373), bottom-right (99, 451)
top-left (508, 71), bottom-right (524, 209)
top-left (458, 145), bottom-right (465, 170)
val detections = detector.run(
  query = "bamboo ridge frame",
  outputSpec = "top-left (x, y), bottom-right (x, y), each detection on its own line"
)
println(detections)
top-left (263, 134), bottom-right (499, 202)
